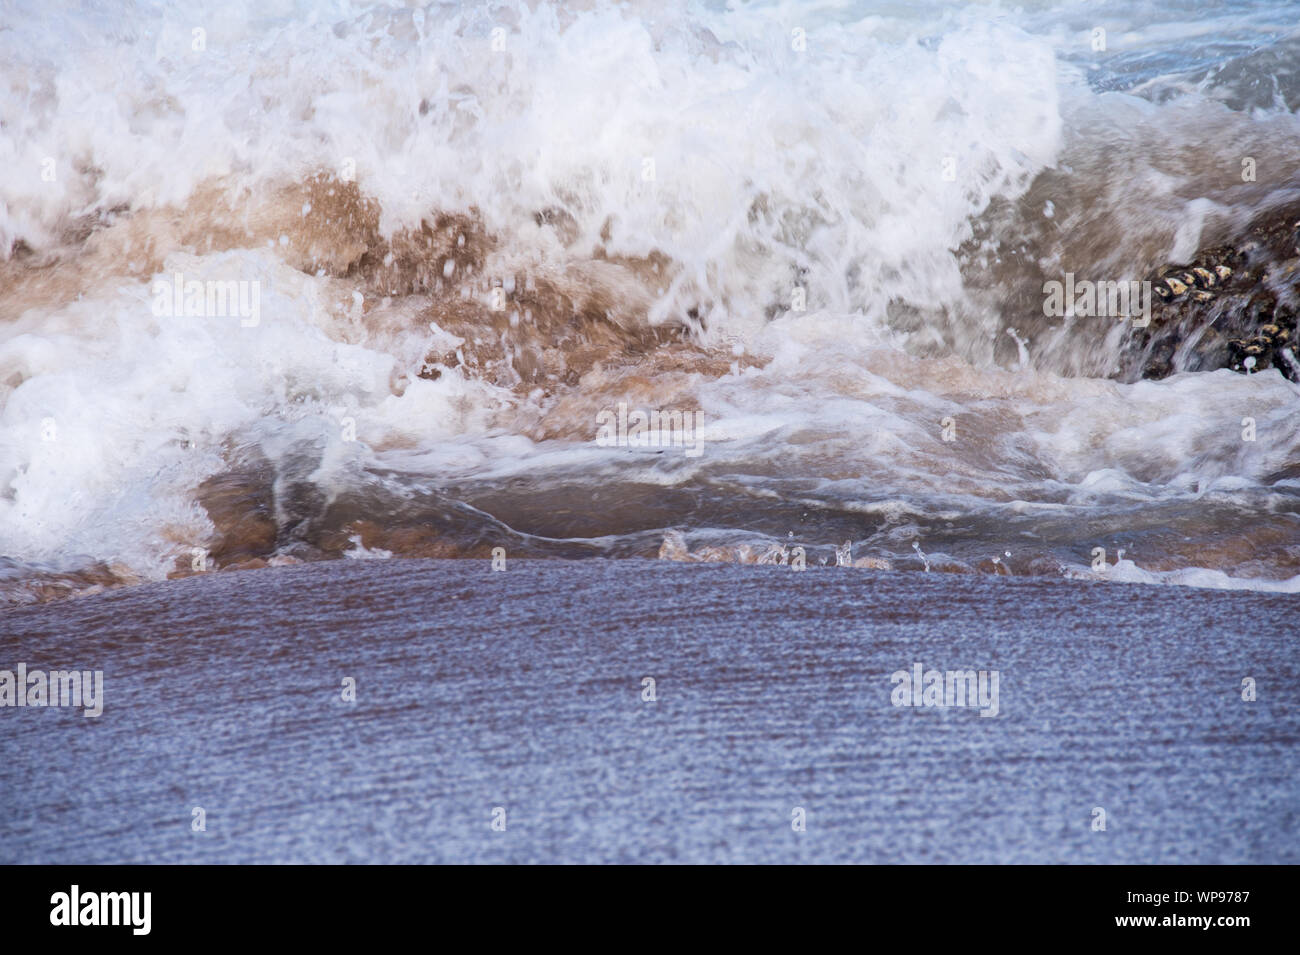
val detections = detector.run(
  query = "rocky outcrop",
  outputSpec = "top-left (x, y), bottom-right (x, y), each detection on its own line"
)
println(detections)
top-left (1118, 201), bottom-right (1300, 382)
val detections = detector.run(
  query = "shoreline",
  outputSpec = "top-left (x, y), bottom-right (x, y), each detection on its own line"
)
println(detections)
top-left (6, 540), bottom-right (1300, 612)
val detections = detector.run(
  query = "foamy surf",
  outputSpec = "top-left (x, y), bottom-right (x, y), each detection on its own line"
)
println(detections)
top-left (2, 0), bottom-right (1299, 604)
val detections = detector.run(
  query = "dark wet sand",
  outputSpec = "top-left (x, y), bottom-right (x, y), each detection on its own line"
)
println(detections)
top-left (1, 558), bottom-right (1296, 863)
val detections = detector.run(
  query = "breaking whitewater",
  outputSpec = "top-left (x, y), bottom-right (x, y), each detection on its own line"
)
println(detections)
top-left (3, 0), bottom-right (1300, 606)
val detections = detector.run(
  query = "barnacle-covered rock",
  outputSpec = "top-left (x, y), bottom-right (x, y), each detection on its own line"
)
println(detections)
top-left (1116, 200), bottom-right (1300, 383)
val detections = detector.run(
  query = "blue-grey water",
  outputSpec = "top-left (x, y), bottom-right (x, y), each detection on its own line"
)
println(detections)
top-left (2, 559), bottom-right (1296, 864)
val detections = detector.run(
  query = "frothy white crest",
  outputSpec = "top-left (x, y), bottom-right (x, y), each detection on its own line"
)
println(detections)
top-left (1, 0), bottom-right (1298, 592)
top-left (2, 0), bottom-right (1063, 334)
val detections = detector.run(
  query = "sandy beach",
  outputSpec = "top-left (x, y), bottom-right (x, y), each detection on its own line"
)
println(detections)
top-left (3, 558), bottom-right (1295, 864)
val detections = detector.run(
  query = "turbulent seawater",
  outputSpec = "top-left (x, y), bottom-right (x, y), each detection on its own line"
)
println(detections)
top-left (2, 0), bottom-right (1300, 601)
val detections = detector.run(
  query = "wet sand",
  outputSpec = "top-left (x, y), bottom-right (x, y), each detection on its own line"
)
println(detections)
top-left (1, 558), bottom-right (1296, 864)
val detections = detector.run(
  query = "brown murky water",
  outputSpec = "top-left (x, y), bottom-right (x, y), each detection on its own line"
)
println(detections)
top-left (5, 2), bottom-right (1300, 606)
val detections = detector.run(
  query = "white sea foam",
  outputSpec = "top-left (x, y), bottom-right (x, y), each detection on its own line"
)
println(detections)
top-left (2, 0), bottom-right (1298, 593)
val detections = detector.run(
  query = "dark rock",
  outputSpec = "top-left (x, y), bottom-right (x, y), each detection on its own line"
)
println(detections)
top-left (1116, 200), bottom-right (1300, 383)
